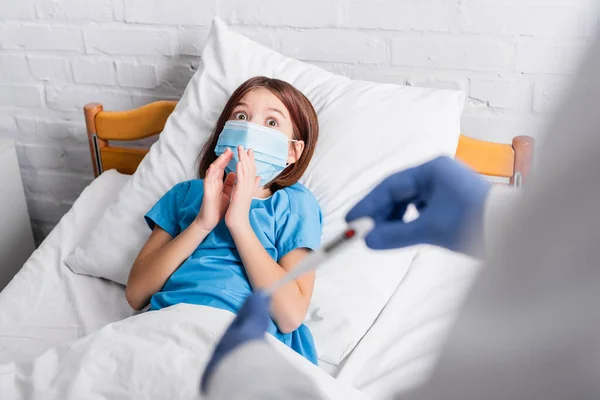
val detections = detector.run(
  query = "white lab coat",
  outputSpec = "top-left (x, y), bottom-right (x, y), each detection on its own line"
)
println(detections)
top-left (206, 31), bottom-right (600, 400)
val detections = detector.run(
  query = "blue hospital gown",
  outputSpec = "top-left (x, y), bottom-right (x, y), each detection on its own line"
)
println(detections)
top-left (144, 179), bottom-right (322, 364)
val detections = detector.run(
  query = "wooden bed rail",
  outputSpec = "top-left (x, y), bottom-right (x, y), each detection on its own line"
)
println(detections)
top-left (455, 134), bottom-right (535, 186)
top-left (84, 101), bottom-right (176, 176)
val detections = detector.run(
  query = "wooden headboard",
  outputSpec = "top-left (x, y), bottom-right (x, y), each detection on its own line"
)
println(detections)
top-left (84, 101), bottom-right (535, 186)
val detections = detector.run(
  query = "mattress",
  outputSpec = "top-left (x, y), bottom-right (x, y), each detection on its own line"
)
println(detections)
top-left (0, 170), bottom-right (133, 364)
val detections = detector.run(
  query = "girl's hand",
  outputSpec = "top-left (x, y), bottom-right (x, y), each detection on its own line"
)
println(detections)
top-left (196, 148), bottom-right (235, 232)
top-left (225, 146), bottom-right (261, 232)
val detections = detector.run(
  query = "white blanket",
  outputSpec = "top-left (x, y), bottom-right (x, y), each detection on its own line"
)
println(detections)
top-left (0, 304), bottom-right (366, 400)
top-left (0, 170), bottom-right (133, 364)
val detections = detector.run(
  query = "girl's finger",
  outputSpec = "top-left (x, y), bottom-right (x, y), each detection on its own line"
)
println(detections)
top-left (206, 165), bottom-right (215, 180)
top-left (212, 148), bottom-right (232, 170)
top-left (253, 176), bottom-right (261, 193)
top-left (223, 172), bottom-right (236, 199)
top-left (238, 145), bottom-right (246, 164)
top-left (209, 163), bottom-right (223, 182)
top-left (231, 179), bottom-right (239, 197)
top-left (220, 147), bottom-right (233, 164)
top-left (236, 155), bottom-right (244, 176)
top-left (247, 149), bottom-right (256, 173)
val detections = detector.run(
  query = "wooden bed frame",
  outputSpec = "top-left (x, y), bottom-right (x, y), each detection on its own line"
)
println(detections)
top-left (84, 101), bottom-right (535, 186)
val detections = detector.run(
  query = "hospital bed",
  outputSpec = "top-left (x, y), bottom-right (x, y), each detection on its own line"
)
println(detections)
top-left (0, 100), bottom-right (535, 399)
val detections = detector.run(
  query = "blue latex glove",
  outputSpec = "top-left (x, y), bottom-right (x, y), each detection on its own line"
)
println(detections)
top-left (346, 156), bottom-right (491, 256)
top-left (201, 291), bottom-right (271, 393)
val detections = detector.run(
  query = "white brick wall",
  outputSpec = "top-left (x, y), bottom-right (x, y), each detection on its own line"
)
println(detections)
top-left (32, 0), bottom-right (119, 22)
top-left (0, 85), bottom-right (44, 107)
top-left (342, 0), bottom-right (460, 32)
top-left (72, 58), bottom-right (117, 85)
top-left (84, 27), bottom-right (176, 55)
top-left (1, 23), bottom-right (84, 51)
top-left (177, 27), bottom-right (210, 56)
top-left (280, 30), bottom-right (387, 63)
top-left (463, 2), bottom-right (596, 37)
top-left (124, 0), bottom-right (215, 26)
top-left (516, 39), bottom-right (588, 74)
top-left (220, 0), bottom-right (341, 28)
top-left (533, 77), bottom-right (570, 113)
top-left (14, 116), bottom-right (87, 144)
top-left (29, 56), bottom-right (73, 82)
top-left (392, 38), bottom-right (515, 71)
top-left (469, 79), bottom-right (530, 109)
top-left (0, 0), bottom-right (597, 242)
top-left (0, 2), bottom-right (33, 19)
top-left (0, 55), bottom-right (31, 82)
top-left (116, 61), bottom-right (158, 88)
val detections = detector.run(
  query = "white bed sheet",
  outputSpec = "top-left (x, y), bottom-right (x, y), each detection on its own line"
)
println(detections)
top-left (0, 170), bottom-right (133, 364)
top-left (334, 247), bottom-right (481, 399)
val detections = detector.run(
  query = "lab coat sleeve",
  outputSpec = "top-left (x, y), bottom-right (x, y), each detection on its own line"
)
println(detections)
top-left (205, 341), bottom-right (325, 400)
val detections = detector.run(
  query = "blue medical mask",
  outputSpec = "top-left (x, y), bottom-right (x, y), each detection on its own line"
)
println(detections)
top-left (214, 120), bottom-right (298, 186)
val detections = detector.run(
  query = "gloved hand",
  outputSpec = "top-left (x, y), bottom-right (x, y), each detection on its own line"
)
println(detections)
top-left (346, 156), bottom-right (491, 256)
top-left (201, 291), bottom-right (271, 393)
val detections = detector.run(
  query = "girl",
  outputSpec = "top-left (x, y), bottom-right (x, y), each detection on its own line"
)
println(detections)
top-left (125, 76), bottom-right (322, 364)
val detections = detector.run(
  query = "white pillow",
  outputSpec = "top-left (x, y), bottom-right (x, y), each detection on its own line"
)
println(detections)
top-left (66, 18), bottom-right (464, 365)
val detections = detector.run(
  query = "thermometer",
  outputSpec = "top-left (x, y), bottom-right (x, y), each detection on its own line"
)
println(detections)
top-left (264, 218), bottom-right (374, 296)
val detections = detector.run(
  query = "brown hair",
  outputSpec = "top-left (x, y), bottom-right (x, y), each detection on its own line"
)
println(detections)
top-left (197, 76), bottom-right (319, 192)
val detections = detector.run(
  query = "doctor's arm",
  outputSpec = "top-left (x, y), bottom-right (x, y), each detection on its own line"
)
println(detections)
top-left (202, 293), bottom-right (324, 400)
top-left (206, 342), bottom-right (323, 400)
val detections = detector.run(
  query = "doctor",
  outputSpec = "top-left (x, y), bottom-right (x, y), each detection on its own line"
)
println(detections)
top-left (200, 32), bottom-right (600, 399)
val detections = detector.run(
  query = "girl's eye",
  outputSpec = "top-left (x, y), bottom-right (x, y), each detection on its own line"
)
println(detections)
top-left (266, 118), bottom-right (278, 127)
top-left (234, 111), bottom-right (247, 120)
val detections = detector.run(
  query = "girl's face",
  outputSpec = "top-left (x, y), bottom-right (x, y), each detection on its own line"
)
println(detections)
top-left (228, 88), bottom-right (304, 164)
